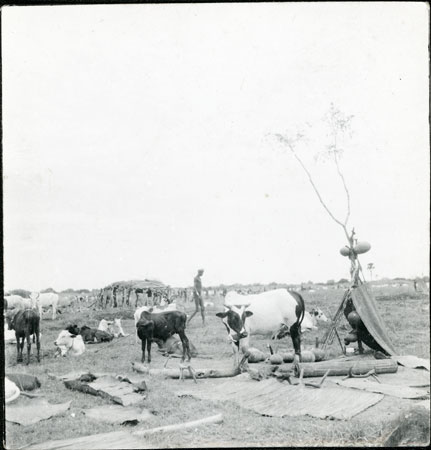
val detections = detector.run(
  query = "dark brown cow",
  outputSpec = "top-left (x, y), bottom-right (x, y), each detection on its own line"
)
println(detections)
top-left (136, 309), bottom-right (191, 363)
top-left (6, 309), bottom-right (40, 364)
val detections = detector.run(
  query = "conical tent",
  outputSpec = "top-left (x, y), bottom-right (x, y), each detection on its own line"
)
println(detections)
top-left (350, 283), bottom-right (398, 355)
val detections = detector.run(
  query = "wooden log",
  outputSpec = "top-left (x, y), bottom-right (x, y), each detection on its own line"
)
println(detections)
top-left (132, 362), bottom-right (240, 379)
top-left (133, 413), bottom-right (223, 437)
top-left (295, 358), bottom-right (398, 378)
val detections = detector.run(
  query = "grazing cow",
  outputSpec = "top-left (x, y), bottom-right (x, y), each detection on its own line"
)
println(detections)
top-left (136, 308), bottom-right (191, 363)
top-left (6, 309), bottom-right (41, 364)
top-left (98, 318), bottom-right (127, 337)
top-left (4, 295), bottom-right (32, 310)
top-left (344, 298), bottom-right (388, 355)
top-left (301, 308), bottom-right (329, 332)
top-left (30, 292), bottom-right (59, 320)
top-left (54, 330), bottom-right (86, 356)
top-left (217, 289), bottom-right (305, 363)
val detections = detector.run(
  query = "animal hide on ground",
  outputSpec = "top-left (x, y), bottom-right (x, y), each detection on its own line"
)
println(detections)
top-left (6, 373), bottom-right (41, 391)
top-left (84, 405), bottom-right (152, 425)
top-left (6, 397), bottom-right (71, 425)
top-left (176, 375), bottom-right (383, 420)
top-left (64, 373), bottom-right (146, 406)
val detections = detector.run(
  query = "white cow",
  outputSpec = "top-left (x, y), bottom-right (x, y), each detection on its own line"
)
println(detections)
top-left (54, 330), bottom-right (85, 357)
top-left (4, 295), bottom-right (32, 310)
top-left (5, 323), bottom-right (17, 344)
top-left (301, 308), bottom-right (329, 332)
top-left (98, 318), bottom-right (128, 337)
top-left (219, 289), bottom-right (305, 362)
top-left (30, 292), bottom-right (59, 320)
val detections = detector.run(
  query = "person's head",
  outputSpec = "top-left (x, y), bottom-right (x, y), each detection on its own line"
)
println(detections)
top-left (197, 269), bottom-right (204, 276)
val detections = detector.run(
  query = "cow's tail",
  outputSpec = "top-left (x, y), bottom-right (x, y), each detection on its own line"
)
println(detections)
top-left (293, 291), bottom-right (305, 327)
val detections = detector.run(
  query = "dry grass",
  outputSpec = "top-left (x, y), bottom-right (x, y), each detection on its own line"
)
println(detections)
top-left (4, 287), bottom-right (430, 448)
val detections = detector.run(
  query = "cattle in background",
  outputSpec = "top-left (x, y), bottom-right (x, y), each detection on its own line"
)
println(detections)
top-left (4, 295), bottom-right (32, 310)
top-left (218, 289), bottom-right (305, 363)
top-left (54, 330), bottom-right (86, 356)
top-left (30, 292), bottom-right (59, 320)
top-left (136, 308), bottom-right (191, 363)
top-left (6, 309), bottom-right (41, 364)
top-left (301, 308), bottom-right (329, 332)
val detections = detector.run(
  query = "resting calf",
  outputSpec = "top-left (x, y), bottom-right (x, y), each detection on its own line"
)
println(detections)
top-left (98, 318), bottom-right (127, 337)
top-left (6, 309), bottom-right (40, 364)
top-left (136, 309), bottom-right (191, 363)
top-left (54, 330), bottom-right (86, 356)
top-left (66, 324), bottom-right (113, 343)
top-left (301, 307), bottom-right (329, 332)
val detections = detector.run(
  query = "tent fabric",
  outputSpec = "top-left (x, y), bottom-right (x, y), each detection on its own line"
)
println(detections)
top-left (351, 283), bottom-right (398, 356)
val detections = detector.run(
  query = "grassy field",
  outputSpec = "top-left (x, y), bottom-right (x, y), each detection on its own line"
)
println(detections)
top-left (4, 286), bottom-right (430, 448)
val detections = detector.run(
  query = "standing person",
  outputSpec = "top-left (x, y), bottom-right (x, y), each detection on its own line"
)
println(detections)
top-left (187, 269), bottom-right (205, 325)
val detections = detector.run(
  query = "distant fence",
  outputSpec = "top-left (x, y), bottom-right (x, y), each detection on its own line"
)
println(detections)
top-left (96, 286), bottom-right (172, 309)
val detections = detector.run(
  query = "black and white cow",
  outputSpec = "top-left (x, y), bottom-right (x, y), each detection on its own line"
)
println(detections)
top-left (216, 288), bottom-right (305, 363)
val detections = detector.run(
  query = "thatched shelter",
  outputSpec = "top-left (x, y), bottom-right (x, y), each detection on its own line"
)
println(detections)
top-left (98, 279), bottom-right (171, 309)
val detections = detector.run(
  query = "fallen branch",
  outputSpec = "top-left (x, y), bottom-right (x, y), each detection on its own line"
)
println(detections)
top-left (299, 368), bottom-right (331, 388)
top-left (342, 367), bottom-right (381, 383)
top-left (133, 413), bottom-right (223, 437)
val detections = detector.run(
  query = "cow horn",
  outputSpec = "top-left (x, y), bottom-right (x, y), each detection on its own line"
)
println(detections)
top-left (224, 304), bottom-right (232, 310)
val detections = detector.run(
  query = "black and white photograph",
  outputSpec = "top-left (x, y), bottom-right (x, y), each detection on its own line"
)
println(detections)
top-left (2, 2), bottom-right (429, 448)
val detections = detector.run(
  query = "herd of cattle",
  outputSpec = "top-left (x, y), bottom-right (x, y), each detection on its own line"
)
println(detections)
top-left (4, 289), bottom-right (330, 366)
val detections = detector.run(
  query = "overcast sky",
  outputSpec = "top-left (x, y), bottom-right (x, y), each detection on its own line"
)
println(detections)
top-left (2, 3), bottom-right (429, 291)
